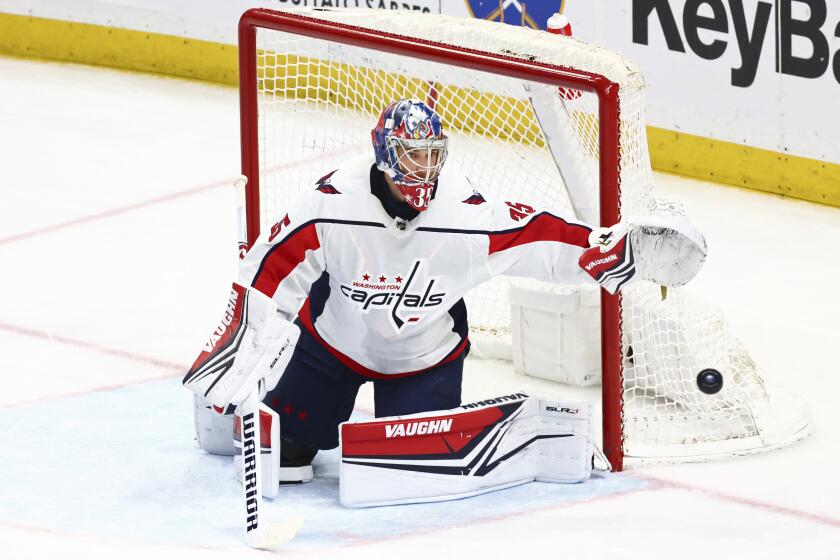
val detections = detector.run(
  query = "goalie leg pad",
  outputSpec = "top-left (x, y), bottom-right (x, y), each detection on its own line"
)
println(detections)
top-left (193, 394), bottom-right (235, 455)
top-left (534, 399), bottom-right (593, 483)
top-left (339, 394), bottom-right (593, 508)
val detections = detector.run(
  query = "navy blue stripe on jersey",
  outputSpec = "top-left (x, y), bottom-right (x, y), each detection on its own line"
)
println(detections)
top-left (448, 297), bottom-right (469, 350)
top-left (307, 271), bottom-right (331, 322)
top-left (416, 211), bottom-right (593, 237)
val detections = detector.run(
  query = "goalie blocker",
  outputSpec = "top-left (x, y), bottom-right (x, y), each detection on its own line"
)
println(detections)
top-left (339, 394), bottom-right (594, 507)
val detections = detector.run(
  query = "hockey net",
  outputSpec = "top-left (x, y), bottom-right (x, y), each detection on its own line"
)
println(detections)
top-left (238, 7), bottom-right (810, 469)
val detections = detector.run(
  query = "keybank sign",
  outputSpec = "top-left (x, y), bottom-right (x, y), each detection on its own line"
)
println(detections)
top-left (633, 0), bottom-right (840, 87)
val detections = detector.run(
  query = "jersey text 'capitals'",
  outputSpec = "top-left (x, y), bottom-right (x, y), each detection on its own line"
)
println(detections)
top-left (339, 260), bottom-right (446, 332)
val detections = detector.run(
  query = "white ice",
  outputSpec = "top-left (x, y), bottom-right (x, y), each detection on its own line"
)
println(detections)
top-left (0, 57), bottom-right (838, 560)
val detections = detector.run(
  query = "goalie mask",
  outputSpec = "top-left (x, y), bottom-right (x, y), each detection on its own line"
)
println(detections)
top-left (372, 99), bottom-right (448, 211)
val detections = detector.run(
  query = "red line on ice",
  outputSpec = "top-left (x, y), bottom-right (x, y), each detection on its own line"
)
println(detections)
top-left (0, 145), bottom-right (365, 246)
top-left (0, 321), bottom-right (185, 408)
top-left (0, 320), bottom-right (378, 417)
top-left (0, 321), bottom-right (185, 371)
top-left (0, 179), bottom-right (227, 246)
top-left (637, 474), bottom-right (840, 529)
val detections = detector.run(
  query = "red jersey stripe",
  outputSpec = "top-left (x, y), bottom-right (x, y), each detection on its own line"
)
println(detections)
top-left (488, 213), bottom-right (590, 255)
top-left (252, 223), bottom-right (320, 297)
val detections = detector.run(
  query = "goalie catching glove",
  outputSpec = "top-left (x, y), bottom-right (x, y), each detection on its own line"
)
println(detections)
top-left (183, 283), bottom-right (299, 410)
top-left (579, 198), bottom-right (708, 294)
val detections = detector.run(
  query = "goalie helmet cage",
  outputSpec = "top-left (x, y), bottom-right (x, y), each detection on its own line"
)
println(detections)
top-left (238, 8), bottom-right (810, 472)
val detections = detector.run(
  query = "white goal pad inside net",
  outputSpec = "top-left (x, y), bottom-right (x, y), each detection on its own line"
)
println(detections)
top-left (239, 8), bottom-right (810, 467)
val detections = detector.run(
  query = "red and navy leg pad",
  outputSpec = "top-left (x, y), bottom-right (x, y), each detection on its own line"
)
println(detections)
top-left (339, 395), bottom-right (594, 507)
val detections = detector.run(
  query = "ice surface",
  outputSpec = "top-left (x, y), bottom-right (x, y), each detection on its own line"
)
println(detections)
top-left (0, 57), bottom-right (838, 559)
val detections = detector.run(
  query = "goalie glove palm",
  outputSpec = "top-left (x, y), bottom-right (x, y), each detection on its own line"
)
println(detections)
top-left (183, 283), bottom-right (299, 410)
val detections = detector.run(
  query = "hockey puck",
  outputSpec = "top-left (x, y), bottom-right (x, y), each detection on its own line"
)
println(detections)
top-left (696, 369), bottom-right (724, 394)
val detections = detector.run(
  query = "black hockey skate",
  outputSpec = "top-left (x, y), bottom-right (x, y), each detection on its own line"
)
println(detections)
top-left (279, 436), bottom-right (318, 484)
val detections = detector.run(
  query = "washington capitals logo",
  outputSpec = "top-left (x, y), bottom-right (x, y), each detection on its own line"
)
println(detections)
top-left (316, 183), bottom-right (341, 195)
top-left (315, 170), bottom-right (341, 194)
top-left (464, 0), bottom-right (558, 30)
top-left (339, 260), bottom-right (446, 333)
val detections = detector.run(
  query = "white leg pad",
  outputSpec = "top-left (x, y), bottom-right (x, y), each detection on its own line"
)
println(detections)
top-left (193, 394), bottom-right (235, 456)
top-left (339, 394), bottom-right (593, 508)
top-left (535, 399), bottom-right (593, 483)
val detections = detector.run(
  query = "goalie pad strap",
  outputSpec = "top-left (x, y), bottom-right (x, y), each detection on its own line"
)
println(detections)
top-left (339, 394), bottom-right (593, 507)
top-left (193, 394), bottom-right (236, 455)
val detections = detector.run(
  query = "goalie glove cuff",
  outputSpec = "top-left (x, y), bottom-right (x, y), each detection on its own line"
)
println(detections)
top-left (578, 229), bottom-right (636, 295)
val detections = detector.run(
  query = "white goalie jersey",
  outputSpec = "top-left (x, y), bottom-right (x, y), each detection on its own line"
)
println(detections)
top-left (238, 157), bottom-right (598, 377)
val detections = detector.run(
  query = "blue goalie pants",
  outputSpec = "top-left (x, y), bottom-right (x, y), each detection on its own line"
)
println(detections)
top-left (262, 328), bottom-right (465, 450)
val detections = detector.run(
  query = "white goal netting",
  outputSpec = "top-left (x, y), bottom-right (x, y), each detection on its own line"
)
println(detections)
top-left (241, 8), bottom-right (810, 466)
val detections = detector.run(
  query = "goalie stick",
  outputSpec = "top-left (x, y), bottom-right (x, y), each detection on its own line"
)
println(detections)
top-left (233, 176), bottom-right (303, 548)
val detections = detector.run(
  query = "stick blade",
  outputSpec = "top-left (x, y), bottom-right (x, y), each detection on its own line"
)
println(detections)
top-left (245, 516), bottom-right (304, 549)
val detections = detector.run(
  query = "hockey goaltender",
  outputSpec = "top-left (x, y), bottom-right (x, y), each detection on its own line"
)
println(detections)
top-left (183, 99), bottom-right (707, 507)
